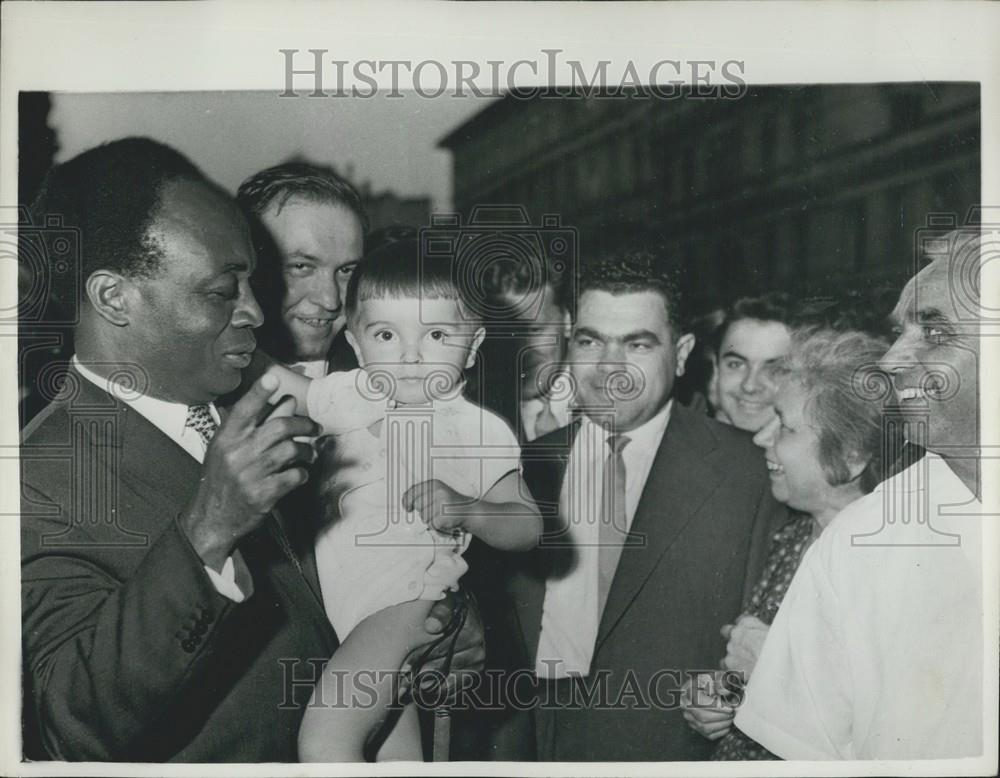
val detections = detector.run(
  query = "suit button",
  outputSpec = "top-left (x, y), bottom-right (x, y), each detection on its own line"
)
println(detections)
top-left (199, 606), bottom-right (215, 621)
top-left (181, 639), bottom-right (197, 653)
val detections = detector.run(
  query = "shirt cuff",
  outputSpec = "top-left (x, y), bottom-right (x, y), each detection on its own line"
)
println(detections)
top-left (204, 556), bottom-right (246, 603)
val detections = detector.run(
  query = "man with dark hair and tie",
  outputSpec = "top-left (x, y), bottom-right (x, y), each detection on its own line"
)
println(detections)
top-left (19, 138), bottom-right (481, 761)
top-left (494, 250), bottom-right (786, 761)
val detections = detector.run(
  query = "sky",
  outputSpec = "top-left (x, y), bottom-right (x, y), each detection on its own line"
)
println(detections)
top-left (50, 91), bottom-right (495, 212)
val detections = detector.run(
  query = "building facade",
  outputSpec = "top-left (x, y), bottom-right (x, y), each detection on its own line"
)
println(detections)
top-left (360, 188), bottom-right (432, 233)
top-left (439, 84), bottom-right (980, 311)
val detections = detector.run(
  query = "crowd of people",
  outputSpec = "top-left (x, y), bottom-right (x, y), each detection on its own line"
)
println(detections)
top-left (19, 137), bottom-right (985, 763)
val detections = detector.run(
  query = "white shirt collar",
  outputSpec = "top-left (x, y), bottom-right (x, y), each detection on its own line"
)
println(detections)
top-left (581, 397), bottom-right (673, 450)
top-left (287, 359), bottom-right (329, 381)
top-left (71, 356), bottom-right (219, 459)
top-left (879, 450), bottom-right (980, 505)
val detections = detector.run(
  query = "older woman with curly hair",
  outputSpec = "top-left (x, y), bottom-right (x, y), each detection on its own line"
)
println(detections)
top-left (682, 326), bottom-right (892, 759)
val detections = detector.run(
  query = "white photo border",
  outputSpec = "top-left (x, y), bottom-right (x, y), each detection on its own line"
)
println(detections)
top-left (1, 2), bottom-right (997, 776)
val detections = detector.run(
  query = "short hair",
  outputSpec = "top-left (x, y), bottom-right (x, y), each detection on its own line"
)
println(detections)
top-left (714, 292), bottom-right (805, 356)
top-left (922, 226), bottom-right (980, 265)
top-left (236, 161), bottom-right (368, 231)
top-left (674, 306), bottom-right (727, 409)
top-left (780, 326), bottom-right (892, 494)
top-left (364, 224), bottom-right (418, 255)
top-left (918, 227), bottom-right (981, 307)
top-left (576, 249), bottom-right (684, 335)
top-left (344, 237), bottom-right (473, 325)
top-left (480, 245), bottom-right (572, 316)
top-left (28, 137), bottom-right (206, 307)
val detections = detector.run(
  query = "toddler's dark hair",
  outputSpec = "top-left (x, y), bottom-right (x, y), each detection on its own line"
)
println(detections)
top-left (345, 237), bottom-right (477, 324)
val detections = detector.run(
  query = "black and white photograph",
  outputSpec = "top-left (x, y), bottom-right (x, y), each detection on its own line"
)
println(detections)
top-left (2, 2), bottom-right (998, 775)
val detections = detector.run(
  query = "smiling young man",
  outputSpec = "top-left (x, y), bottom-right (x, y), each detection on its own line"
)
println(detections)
top-left (496, 251), bottom-right (787, 761)
top-left (237, 162), bottom-right (367, 378)
top-left (712, 294), bottom-right (800, 433)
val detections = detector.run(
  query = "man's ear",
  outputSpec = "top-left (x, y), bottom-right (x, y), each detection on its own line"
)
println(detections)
top-left (465, 326), bottom-right (487, 369)
top-left (844, 450), bottom-right (870, 483)
top-left (344, 328), bottom-right (365, 367)
top-left (84, 270), bottom-right (131, 327)
top-left (674, 332), bottom-right (697, 377)
top-left (706, 349), bottom-right (721, 407)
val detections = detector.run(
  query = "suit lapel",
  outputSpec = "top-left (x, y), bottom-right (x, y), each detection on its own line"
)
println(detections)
top-left (595, 405), bottom-right (722, 650)
top-left (67, 370), bottom-right (203, 520)
top-left (120, 411), bottom-right (203, 515)
top-left (70, 368), bottom-right (329, 616)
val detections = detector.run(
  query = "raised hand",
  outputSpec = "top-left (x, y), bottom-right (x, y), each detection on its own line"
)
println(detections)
top-left (179, 374), bottom-right (320, 570)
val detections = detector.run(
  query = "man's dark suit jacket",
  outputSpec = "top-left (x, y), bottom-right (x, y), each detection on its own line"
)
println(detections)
top-left (20, 369), bottom-right (337, 761)
top-left (490, 403), bottom-right (786, 762)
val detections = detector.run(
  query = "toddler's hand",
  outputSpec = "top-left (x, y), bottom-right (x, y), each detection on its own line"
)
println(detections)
top-left (402, 479), bottom-right (470, 534)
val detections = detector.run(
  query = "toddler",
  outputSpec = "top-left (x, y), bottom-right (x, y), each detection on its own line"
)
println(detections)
top-left (258, 239), bottom-right (542, 761)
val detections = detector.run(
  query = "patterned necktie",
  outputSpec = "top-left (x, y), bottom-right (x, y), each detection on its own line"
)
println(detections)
top-left (185, 404), bottom-right (218, 447)
top-left (598, 433), bottom-right (631, 617)
top-left (533, 397), bottom-right (561, 439)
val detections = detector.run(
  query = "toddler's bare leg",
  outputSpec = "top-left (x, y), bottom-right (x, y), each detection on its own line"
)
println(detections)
top-left (298, 600), bottom-right (432, 762)
top-left (374, 702), bottom-right (422, 762)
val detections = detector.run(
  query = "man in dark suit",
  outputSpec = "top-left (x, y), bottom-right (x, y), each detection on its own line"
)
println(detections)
top-left (488, 250), bottom-right (785, 761)
top-left (20, 139), bottom-right (480, 762)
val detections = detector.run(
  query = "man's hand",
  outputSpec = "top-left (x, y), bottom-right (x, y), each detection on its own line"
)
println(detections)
top-left (680, 673), bottom-right (735, 741)
top-left (720, 615), bottom-right (769, 679)
top-left (180, 374), bottom-right (320, 570)
top-left (402, 479), bottom-right (477, 535)
top-left (400, 591), bottom-right (485, 702)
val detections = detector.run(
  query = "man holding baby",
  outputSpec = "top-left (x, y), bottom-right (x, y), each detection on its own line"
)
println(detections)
top-left (19, 139), bottom-right (482, 761)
